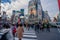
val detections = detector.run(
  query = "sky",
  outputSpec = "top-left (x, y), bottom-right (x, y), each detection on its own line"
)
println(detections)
top-left (1, 0), bottom-right (59, 20)
top-left (1, 0), bottom-right (11, 3)
top-left (1, 0), bottom-right (30, 17)
top-left (41, 0), bottom-right (59, 19)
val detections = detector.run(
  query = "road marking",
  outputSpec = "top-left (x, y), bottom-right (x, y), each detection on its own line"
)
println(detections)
top-left (23, 35), bottom-right (37, 38)
top-left (15, 37), bottom-right (37, 40)
top-left (58, 29), bottom-right (60, 33)
top-left (15, 28), bottom-right (37, 40)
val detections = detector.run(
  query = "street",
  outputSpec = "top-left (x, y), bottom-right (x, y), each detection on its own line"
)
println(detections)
top-left (36, 28), bottom-right (60, 40)
top-left (15, 27), bottom-right (60, 40)
top-left (1, 0), bottom-right (60, 40)
top-left (15, 27), bottom-right (37, 40)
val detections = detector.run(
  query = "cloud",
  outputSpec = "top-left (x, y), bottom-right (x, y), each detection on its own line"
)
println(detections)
top-left (1, 0), bottom-right (30, 17)
top-left (1, 0), bottom-right (59, 19)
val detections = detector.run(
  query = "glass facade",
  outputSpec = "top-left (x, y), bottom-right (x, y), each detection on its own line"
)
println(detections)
top-left (28, 0), bottom-right (42, 24)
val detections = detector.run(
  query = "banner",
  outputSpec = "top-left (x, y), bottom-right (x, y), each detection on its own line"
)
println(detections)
top-left (58, 0), bottom-right (60, 10)
top-left (2, 0), bottom-right (11, 4)
top-left (58, 0), bottom-right (60, 22)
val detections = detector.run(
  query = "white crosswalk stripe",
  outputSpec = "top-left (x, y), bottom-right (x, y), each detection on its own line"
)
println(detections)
top-left (15, 27), bottom-right (37, 40)
top-left (58, 29), bottom-right (60, 33)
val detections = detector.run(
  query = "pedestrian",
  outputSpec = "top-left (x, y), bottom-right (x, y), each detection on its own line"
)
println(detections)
top-left (35, 23), bottom-right (39, 33)
top-left (26, 23), bottom-right (29, 30)
top-left (35, 23), bottom-right (36, 31)
top-left (12, 23), bottom-right (16, 38)
top-left (27, 24), bottom-right (30, 30)
top-left (17, 23), bottom-right (24, 40)
top-left (41, 21), bottom-right (45, 31)
top-left (46, 21), bottom-right (50, 32)
top-left (3, 23), bottom-right (13, 40)
top-left (44, 20), bottom-right (50, 32)
top-left (24, 23), bottom-right (26, 27)
top-left (39, 21), bottom-right (42, 31)
top-left (40, 24), bottom-right (43, 31)
top-left (16, 22), bottom-right (18, 28)
top-left (37, 23), bottom-right (40, 33)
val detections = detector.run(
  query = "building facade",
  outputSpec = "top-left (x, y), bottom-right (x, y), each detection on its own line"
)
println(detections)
top-left (11, 9), bottom-right (25, 24)
top-left (43, 11), bottom-right (51, 22)
top-left (28, 0), bottom-right (42, 24)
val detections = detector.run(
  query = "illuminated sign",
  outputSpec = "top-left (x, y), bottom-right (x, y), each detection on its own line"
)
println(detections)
top-left (30, 8), bottom-right (36, 15)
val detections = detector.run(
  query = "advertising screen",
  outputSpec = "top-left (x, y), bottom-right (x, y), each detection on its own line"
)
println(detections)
top-left (58, 0), bottom-right (60, 10)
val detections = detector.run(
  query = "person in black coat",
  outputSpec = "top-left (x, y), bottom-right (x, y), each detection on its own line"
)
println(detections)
top-left (46, 22), bottom-right (50, 32)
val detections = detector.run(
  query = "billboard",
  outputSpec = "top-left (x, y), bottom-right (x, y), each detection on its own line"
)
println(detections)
top-left (20, 9), bottom-right (24, 16)
top-left (30, 8), bottom-right (36, 15)
top-left (58, 0), bottom-right (60, 10)
top-left (58, 0), bottom-right (60, 20)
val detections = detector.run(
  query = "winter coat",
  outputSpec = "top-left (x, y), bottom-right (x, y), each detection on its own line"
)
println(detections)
top-left (6, 28), bottom-right (13, 40)
top-left (17, 26), bottom-right (24, 39)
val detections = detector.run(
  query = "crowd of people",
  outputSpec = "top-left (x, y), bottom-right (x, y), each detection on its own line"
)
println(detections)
top-left (0, 19), bottom-right (51, 40)
top-left (0, 21), bottom-right (24, 40)
top-left (24, 20), bottom-right (51, 32)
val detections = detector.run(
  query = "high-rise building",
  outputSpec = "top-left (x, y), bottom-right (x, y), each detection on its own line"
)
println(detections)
top-left (28, 0), bottom-right (43, 24)
top-left (43, 11), bottom-right (51, 22)
top-left (20, 9), bottom-right (24, 16)
top-left (36, 0), bottom-right (43, 20)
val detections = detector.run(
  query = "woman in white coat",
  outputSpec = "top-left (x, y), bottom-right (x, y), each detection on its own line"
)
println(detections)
top-left (3, 23), bottom-right (14, 40)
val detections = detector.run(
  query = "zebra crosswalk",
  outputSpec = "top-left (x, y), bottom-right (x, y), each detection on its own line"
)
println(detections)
top-left (15, 27), bottom-right (37, 40)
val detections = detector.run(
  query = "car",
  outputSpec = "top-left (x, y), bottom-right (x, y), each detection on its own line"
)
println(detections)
top-left (55, 22), bottom-right (60, 28)
top-left (49, 22), bottom-right (60, 28)
top-left (49, 22), bottom-right (57, 28)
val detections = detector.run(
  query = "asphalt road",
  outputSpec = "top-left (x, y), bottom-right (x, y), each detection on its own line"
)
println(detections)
top-left (36, 28), bottom-right (60, 40)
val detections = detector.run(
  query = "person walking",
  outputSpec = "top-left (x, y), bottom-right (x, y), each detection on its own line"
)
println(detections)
top-left (44, 20), bottom-right (50, 32)
top-left (3, 23), bottom-right (13, 40)
top-left (41, 21), bottom-right (45, 31)
top-left (46, 20), bottom-right (50, 32)
top-left (39, 21), bottom-right (42, 31)
top-left (17, 23), bottom-right (24, 40)
top-left (27, 24), bottom-right (30, 30)
top-left (35, 23), bottom-right (39, 33)
top-left (10, 22), bottom-right (17, 40)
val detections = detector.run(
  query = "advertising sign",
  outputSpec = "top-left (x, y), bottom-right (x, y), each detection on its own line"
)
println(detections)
top-left (20, 9), bottom-right (24, 16)
top-left (58, 0), bottom-right (60, 21)
top-left (58, 0), bottom-right (60, 10)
